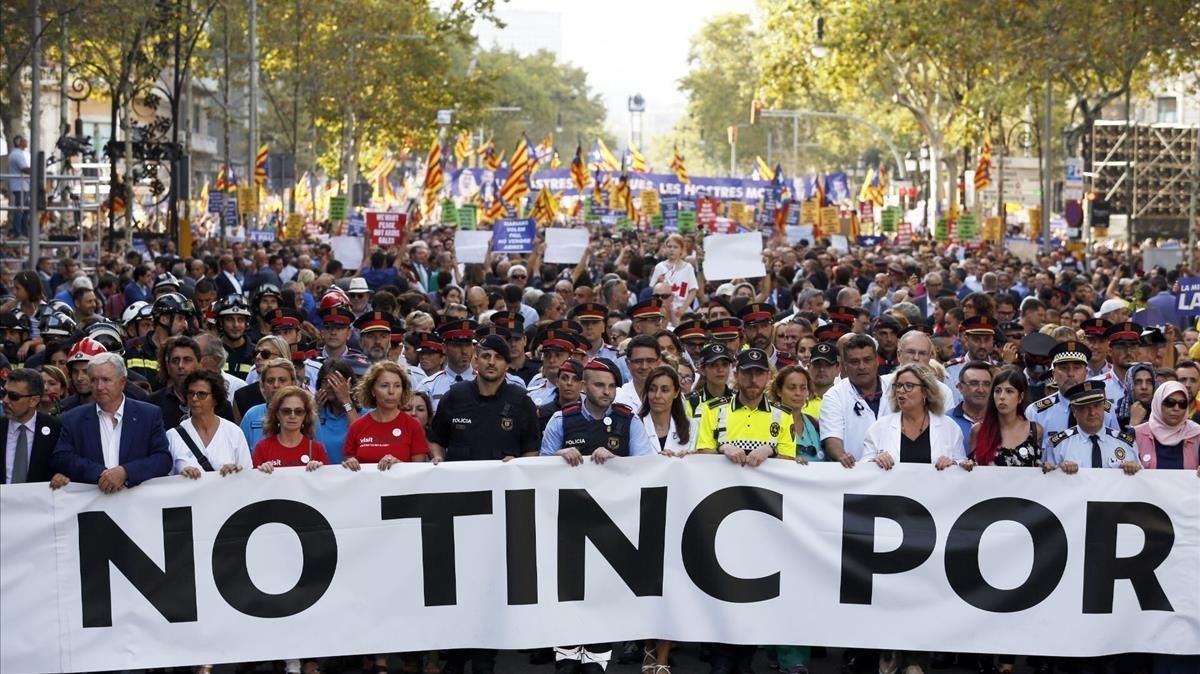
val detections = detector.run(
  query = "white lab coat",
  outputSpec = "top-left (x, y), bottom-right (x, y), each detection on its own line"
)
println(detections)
top-left (641, 413), bottom-right (694, 454)
top-left (819, 377), bottom-right (880, 459)
top-left (879, 372), bottom-right (956, 418)
top-left (860, 411), bottom-right (966, 464)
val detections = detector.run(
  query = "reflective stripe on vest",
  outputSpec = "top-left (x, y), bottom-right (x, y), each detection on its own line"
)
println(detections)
top-left (126, 357), bottom-right (159, 371)
top-left (715, 401), bottom-right (781, 448)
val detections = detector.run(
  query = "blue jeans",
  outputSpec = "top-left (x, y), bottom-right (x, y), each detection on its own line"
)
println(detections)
top-left (9, 190), bottom-right (30, 237)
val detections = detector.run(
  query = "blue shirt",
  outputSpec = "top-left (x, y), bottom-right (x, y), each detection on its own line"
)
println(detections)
top-left (124, 282), bottom-right (151, 306)
top-left (240, 403), bottom-right (268, 456)
top-left (362, 267), bottom-right (399, 291)
top-left (540, 402), bottom-right (657, 457)
top-left (949, 402), bottom-right (977, 458)
top-left (315, 408), bottom-right (352, 463)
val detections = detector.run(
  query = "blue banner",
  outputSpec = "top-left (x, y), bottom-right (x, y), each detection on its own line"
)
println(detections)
top-left (493, 219), bottom-right (536, 254)
top-left (347, 213), bottom-right (366, 237)
top-left (1177, 277), bottom-right (1200, 317)
top-left (207, 191), bottom-right (223, 214)
top-left (453, 169), bottom-right (793, 203)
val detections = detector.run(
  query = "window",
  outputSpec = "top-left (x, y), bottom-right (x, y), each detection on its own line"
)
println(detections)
top-left (1157, 97), bottom-right (1178, 124)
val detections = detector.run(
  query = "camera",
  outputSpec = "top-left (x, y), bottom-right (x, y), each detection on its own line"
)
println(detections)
top-left (56, 133), bottom-right (94, 158)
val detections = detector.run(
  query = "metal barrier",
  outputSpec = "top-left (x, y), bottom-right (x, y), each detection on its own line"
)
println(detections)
top-left (1, 162), bottom-right (108, 270)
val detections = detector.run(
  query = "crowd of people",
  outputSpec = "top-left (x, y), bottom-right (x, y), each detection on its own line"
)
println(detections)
top-left (2, 226), bottom-right (1198, 674)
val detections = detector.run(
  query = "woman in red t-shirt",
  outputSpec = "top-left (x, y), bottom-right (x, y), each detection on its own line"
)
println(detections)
top-left (343, 361), bottom-right (429, 470)
top-left (253, 386), bottom-right (328, 472)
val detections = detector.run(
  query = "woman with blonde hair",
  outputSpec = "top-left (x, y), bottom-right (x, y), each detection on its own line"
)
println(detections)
top-left (862, 362), bottom-right (972, 471)
top-left (252, 386), bottom-right (326, 472)
top-left (234, 334), bottom-right (292, 419)
top-left (343, 361), bottom-right (429, 470)
top-left (650, 233), bottom-right (698, 325)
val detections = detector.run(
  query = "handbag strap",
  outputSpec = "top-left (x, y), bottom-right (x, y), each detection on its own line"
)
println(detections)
top-left (177, 423), bottom-right (215, 472)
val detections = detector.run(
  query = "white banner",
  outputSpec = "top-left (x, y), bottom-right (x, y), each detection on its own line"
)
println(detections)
top-left (2, 459), bottom-right (1198, 673)
top-left (703, 233), bottom-right (765, 280)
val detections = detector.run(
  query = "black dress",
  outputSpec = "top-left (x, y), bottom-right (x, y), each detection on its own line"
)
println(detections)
top-left (899, 426), bottom-right (931, 464)
top-left (993, 424), bottom-right (1041, 467)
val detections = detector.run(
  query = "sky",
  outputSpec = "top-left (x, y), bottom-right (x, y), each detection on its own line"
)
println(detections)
top-left (474, 0), bottom-right (757, 150)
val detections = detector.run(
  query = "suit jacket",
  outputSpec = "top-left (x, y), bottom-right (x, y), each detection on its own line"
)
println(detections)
top-left (214, 272), bottom-right (239, 298)
top-left (51, 398), bottom-right (172, 486)
top-left (1, 413), bottom-right (60, 483)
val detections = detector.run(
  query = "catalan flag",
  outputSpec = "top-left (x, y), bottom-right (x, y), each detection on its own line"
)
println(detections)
top-left (481, 180), bottom-right (507, 225)
top-left (255, 145), bottom-right (270, 187)
top-left (590, 138), bottom-right (620, 171)
top-left (570, 143), bottom-right (589, 191)
top-left (549, 151), bottom-right (561, 170)
top-left (213, 164), bottom-right (229, 191)
top-left (615, 171), bottom-right (636, 218)
top-left (859, 167), bottom-right (877, 203)
top-left (627, 146), bottom-right (648, 173)
top-left (478, 136), bottom-right (502, 171)
top-left (670, 145), bottom-right (689, 184)
top-left (530, 187), bottom-right (559, 226)
top-left (499, 135), bottom-right (533, 205)
top-left (867, 166), bottom-right (885, 206)
top-left (974, 141), bottom-right (992, 191)
top-left (422, 140), bottom-right (444, 214)
top-left (454, 131), bottom-right (473, 167)
top-left (534, 133), bottom-right (555, 164)
top-left (592, 169), bottom-right (611, 206)
top-left (755, 156), bottom-right (775, 181)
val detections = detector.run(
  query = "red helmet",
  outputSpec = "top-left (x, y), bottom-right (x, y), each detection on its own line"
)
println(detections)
top-left (318, 287), bottom-right (351, 313)
top-left (67, 336), bottom-right (108, 364)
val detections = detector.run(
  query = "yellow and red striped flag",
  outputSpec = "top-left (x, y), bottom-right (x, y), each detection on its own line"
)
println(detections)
top-left (254, 145), bottom-right (269, 187)
top-left (670, 145), bottom-right (689, 184)
top-left (974, 141), bottom-right (993, 191)
top-left (570, 143), bottom-right (589, 191)
top-left (499, 135), bottom-right (533, 205)
top-left (422, 140), bottom-right (444, 213)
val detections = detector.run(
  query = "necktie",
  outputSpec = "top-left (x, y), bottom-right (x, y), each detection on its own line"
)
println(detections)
top-left (1089, 434), bottom-right (1102, 468)
top-left (455, 375), bottom-right (463, 383)
top-left (12, 424), bottom-right (29, 484)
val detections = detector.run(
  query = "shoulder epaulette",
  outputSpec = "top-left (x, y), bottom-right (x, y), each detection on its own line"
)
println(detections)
top-left (611, 403), bottom-right (634, 417)
top-left (561, 402), bottom-right (582, 415)
top-left (1050, 428), bottom-right (1076, 446)
top-left (947, 356), bottom-right (966, 366)
top-left (1108, 427), bottom-right (1135, 445)
top-left (1035, 394), bottom-right (1058, 412)
top-left (1103, 399), bottom-right (1112, 411)
top-left (704, 396), bottom-right (730, 409)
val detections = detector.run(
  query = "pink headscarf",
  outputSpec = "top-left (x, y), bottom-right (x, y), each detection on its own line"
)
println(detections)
top-left (1146, 381), bottom-right (1200, 446)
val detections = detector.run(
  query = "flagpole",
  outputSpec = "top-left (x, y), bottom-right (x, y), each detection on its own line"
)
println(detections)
top-left (247, 0), bottom-right (259, 230)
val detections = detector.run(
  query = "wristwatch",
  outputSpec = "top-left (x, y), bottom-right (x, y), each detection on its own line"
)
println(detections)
top-left (342, 402), bottom-right (354, 412)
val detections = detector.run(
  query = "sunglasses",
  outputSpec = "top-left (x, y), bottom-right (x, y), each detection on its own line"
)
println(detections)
top-left (654, 294), bottom-right (674, 301)
top-left (255, 349), bottom-right (279, 359)
top-left (186, 390), bottom-right (211, 400)
top-left (279, 407), bottom-right (306, 417)
top-left (4, 390), bottom-right (36, 400)
top-left (1162, 398), bottom-right (1190, 410)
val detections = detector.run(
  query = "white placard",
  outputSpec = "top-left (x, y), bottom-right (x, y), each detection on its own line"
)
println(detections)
top-left (829, 234), bottom-right (849, 253)
top-left (1143, 247), bottom-right (1184, 273)
top-left (1005, 238), bottom-right (1039, 263)
top-left (786, 225), bottom-right (814, 244)
top-left (2, 461), bottom-right (1197, 673)
top-left (544, 228), bottom-right (591, 265)
top-left (329, 235), bottom-right (364, 271)
top-left (454, 230), bottom-right (493, 264)
top-left (703, 232), bottom-right (766, 280)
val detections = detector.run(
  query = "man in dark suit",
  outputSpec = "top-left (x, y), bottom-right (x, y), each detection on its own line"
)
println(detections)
top-left (2, 368), bottom-right (60, 484)
top-left (913, 271), bottom-right (944, 327)
top-left (51, 352), bottom-right (171, 492)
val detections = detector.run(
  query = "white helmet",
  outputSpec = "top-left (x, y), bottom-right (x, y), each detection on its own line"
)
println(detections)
top-left (122, 301), bottom-right (151, 326)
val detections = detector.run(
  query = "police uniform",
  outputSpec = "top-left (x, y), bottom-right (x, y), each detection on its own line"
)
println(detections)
top-left (685, 343), bottom-right (736, 423)
top-left (1025, 340), bottom-right (1119, 448)
top-left (427, 351), bottom-right (541, 461)
top-left (569, 302), bottom-right (620, 364)
top-left (1046, 381), bottom-right (1137, 468)
top-left (695, 349), bottom-right (798, 459)
top-left (421, 320), bottom-right (525, 411)
top-left (1093, 321), bottom-right (1142, 403)
top-left (303, 305), bottom-right (370, 392)
top-left (526, 330), bottom-right (576, 407)
top-left (945, 315), bottom-right (998, 406)
top-left (539, 359), bottom-right (657, 458)
top-left (536, 360), bottom-right (584, 430)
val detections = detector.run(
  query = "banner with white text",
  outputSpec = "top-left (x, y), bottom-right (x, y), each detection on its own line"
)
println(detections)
top-left (2, 458), bottom-right (1198, 673)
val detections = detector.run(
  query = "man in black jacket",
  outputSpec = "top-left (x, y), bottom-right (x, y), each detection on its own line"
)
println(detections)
top-left (1, 368), bottom-right (61, 483)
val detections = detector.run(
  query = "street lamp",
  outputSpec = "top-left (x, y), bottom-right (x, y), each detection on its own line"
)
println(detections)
top-left (997, 119), bottom-right (1037, 223)
top-left (904, 151), bottom-right (917, 175)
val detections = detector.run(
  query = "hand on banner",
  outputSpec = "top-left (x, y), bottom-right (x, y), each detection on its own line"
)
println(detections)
top-left (794, 454), bottom-right (809, 465)
top-left (720, 444), bottom-right (747, 465)
top-left (871, 453), bottom-right (896, 470)
top-left (958, 460), bottom-right (975, 471)
top-left (219, 464), bottom-right (242, 477)
top-left (49, 472), bottom-right (70, 489)
top-left (342, 457), bottom-right (361, 472)
top-left (1060, 461), bottom-right (1079, 475)
top-left (257, 460), bottom-right (278, 474)
top-left (590, 448), bottom-right (615, 464)
top-left (745, 446), bottom-right (773, 467)
top-left (305, 460), bottom-right (323, 472)
top-left (98, 466), bottom-right (127, 494)
top-left (1121, 461), bottom-right (1141, 475)
top-left (377, 455), bottom-right (400, 471)
top-left (555, 447), bottom-right (583, 466)
top-left (181, 467), bottom-right (202, 480)
top-left (934, 456), bottom-right (956, 471)
top-left (1041, 462), bottom-right (1057, 473)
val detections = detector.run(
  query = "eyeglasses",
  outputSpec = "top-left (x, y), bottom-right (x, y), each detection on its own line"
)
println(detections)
top-left (1162, 398), bottom-right (1190, 410)
top-left (279, 407), bottom-right (306, 417)
top-left (255, 349), bottom-right (279, 359)
top-left (655, 294), bottom-right (674, 301)
top-left (510, 275), bottom-right (527, 280)
top-left (894, 382), bottom-right (921, 392)
top-left (4, 390), bottom-right (36, 400)
top-left (961, 381), bottom-right (991, 389)
top-left (900, 349), bottom-right (932, 360)
top-left (186, 390), bottom-right (211, 400)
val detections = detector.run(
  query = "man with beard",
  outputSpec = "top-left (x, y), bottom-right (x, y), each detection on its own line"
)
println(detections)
top-left (421, 319), bottom-right (525, 412)
top-left (945, 315), bottom-right (999, 406)
top-left (147, 335), bottom-right (235, 430)
top-left (872, 315), bottom-right (902, 376)
top-left (214, 294), bottom-right (256, 380)
top-left (737, 302), bottom-right (777, 355)
top-left (820, 334), bottom-right (883, 465)
top-left (491, 311), bottom-right (541, 384)
top-left (125, 293), bottom-right (194, 387)
top-left (1026, 340), bottom-right (1119, 448)
top-left (354, 311), bottom-right (396, 364)
top-left (0, 310), bottom-right (33, 368)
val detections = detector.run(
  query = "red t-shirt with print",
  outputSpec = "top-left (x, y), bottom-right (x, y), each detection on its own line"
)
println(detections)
top-left (343, 411), bottom-right (429, 463)
top-left (253, 436), bottom-right (329, 467)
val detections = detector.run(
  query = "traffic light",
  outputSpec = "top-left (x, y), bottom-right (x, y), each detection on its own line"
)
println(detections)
top-left (750, 99), bottom-right (763, 126)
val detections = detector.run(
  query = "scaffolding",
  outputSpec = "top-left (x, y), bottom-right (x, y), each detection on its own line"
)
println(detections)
top-left (1087, 121), bottom-right (1200, 237)
top-left (1, 161), bottom-right (109, 272)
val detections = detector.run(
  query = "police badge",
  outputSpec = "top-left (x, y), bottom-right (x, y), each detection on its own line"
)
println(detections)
top-left (770, 421), bottom-right (780, 437)
top-left (500, 416), bottom-right (514, 431)
top-left (1115, 447), bottom-right (1125, 460)
top-left (607, 436), bottom-right (620, 450)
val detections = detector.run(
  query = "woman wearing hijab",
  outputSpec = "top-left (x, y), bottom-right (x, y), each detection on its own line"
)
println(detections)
top-left (1116, 363), bottom-right (1156, 428)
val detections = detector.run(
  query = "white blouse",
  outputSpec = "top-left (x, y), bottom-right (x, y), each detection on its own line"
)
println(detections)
top-left (167, 417), bottom-right (253, 474)
top-left (641, 413), bottom-right (695, 454)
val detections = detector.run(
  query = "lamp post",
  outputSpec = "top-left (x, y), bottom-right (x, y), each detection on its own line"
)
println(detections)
top-left (997, 119), bottom-right (1037, 231)
top-left (904, 152), bottom-right (918, 209)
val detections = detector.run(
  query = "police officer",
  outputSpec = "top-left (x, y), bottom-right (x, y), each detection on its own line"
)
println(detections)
top-left (706, 317), bottom-right (744, 352)
top-left (1080, 318), bottom-right (1113, 378)
top-left (214, 294), bottom-right (255, 380)
top-left (540, 357), bottom-right (657, 463)
top-left (1026, 340), bottom-right (1119, 449)
top-left (686, 343), bottom-right (735, 422)
top-left (536, 359), bottom-right (584, 430)
top-left (1095, 321), bottom-right (1142, 404)
top-left (421, 319), bottom-right (525, 412)
top-left (126, 292), bottom-right (194, 387)
top-left (250, 284), bottom-right (283, 342)
top-left (570, 302), bottom-right (620, 363)
top-left (695, 348), bottom-right (797, 465)
top-left (1045, 380), bottom-right (1140, 474)
top-left (737, 301), bottom-right (777, 353)
top-left (526, 329), bottom-right (576, 407)
top-left (354, 311), bottom-right (397, 365)
top-left (945, 315), bottom-right (998, 406)
top-left (428, 333), bottom-right (540, 466)
top-left (491, 311), bottom-right (540, 383)
top-left (408, 333), bottom-right (444, 390)
top-left (674, 318), bottom-right (708, 364)
top-left (304, 303), bottom-right (368, 391)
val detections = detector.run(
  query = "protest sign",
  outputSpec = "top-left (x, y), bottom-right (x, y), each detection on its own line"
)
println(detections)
top-left (330, 235), bottom-right (364, 270)
top-left (957, 214), bottom-right (977, 241)
top-left (935, 217), bottom-right (950, 242)
top-left (697, 197), bottom-right (720, 231)
top-left (1005, 238), bottom-right (1039, 263)
top-left (829, 234), bottom-right (849, 253)
top-left (896, 221), bottom-right (913, 247)
top-left (493, 219), bottom-right (536, 254)
top-left (640, 190), bottom-right (660, 216)
top-left (1143, 247), bottom-right (1184, 274)
top-left (786, 224), bottom-right (814, 244)
top-left (328, 195), bottom-right (348, 222)
top-left (236, 187), bottom-right (258, 215)
top-left (453, 230), bottom-right (492, 263)
top-left (247, 229), bottom-right (274, 243)
top-left (347, 213), bottom-right (366, 237)
top-left (879, 206), bottom-right (898, 233)
top-left (206, 191), bottom-right (223, 214)
top-left (457, 204), bottom-right (477, 230)
top-left (441, 199), bottom-right (458, 226)
top-left (1176, 276), bottom-right (1200, 316)
top-left (366, 211), bottom-right (406, 247)
top-left (703, 232), bottom-right (765, 280)
top-left (2, 461), bottom-right (1196, 674)
top-left (677, 210), bottom-right (697, 234)
top-left (544, 227), bottom-right (590, 264)
top-left (285, 213), bottom-right (303, 240)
